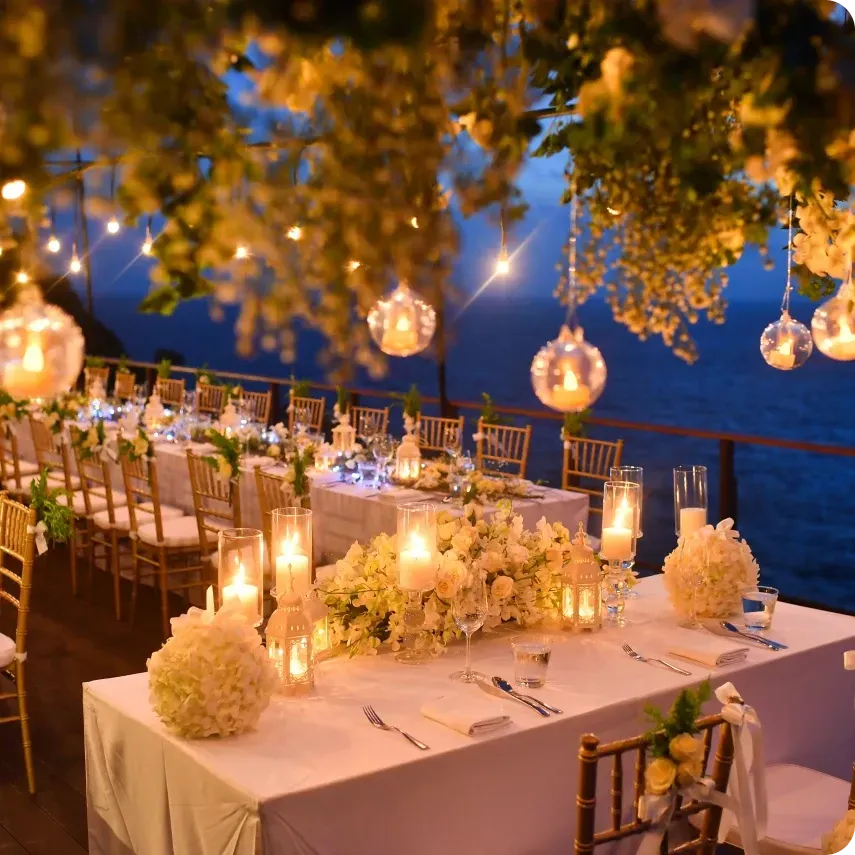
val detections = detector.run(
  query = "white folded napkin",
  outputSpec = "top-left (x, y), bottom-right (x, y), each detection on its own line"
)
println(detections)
top-left (375, 488), bottom-right (425, 504)
top-left (421, 695), bottom-right (511, 737)
top-left (668, 635), bottom-right (749, 667)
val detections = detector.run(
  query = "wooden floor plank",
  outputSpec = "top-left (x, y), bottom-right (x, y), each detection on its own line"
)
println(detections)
top-left (0, 783), bottom-right (86, 855)
top-left (0, 826), bottom-right (28, 855)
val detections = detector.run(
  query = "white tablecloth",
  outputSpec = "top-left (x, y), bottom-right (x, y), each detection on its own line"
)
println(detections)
top-left (310, 480), bottom-right (590, 563)
top-left (84, 576), bottom-right (855, 855)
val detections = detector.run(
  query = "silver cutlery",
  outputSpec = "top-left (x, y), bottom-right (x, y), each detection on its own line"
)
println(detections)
top-left (720, 621), bottom-right (788, 651)
top-left (492, 676), bottom-right (562, 714)
top-left (489, 676), bottom-right (550, 716)
top-left (363, 705), bottom-right (430, 750)
top-left (621, 643), bottom-right (692, 676)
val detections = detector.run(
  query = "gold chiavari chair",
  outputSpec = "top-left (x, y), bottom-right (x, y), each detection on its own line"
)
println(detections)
top-left (155, 376), bottom-right (186, 407)
top-left (84, 366), bottom-right (110, 396)
top-left (28, 416), bottom-right (81, 492)
top-left (475, 418), bottom-right (532, 478)
top-left (121, 453), bottom-right (212, 638)
top-left (243, 390), bottom-right (272, 425)
top-left (0, 427), bottom-right (39, 496)
top-left (186, 450), bottom-right (242, 569)
top-left (350, 405), bottom-right (390, 438)
top-left (562, 437), bottom-right (624, 518)
top-left (114, 371), bottom-right (136, 400)
top-left (71, 443), bottom-right (128, 619)
top-left (197, 382), bottom-right (226, 416)
top-left (254, 467), bottom-right (310, 566)
top-left (288, 395), bottom-right (325, 433)
top-left (417, 415), bottom-right (465, 455)
top-left (576, 715), bottom-right (735, 855)
top-left (0, 492), bottom-right (37, 793)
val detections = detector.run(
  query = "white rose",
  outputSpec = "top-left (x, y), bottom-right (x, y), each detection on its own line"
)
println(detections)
top-left (435, 573), bottom-right (460, 600)
top-left (266, 444), bottom-right (280, 458)
top-left (491, 575), bottom-right (514, 600)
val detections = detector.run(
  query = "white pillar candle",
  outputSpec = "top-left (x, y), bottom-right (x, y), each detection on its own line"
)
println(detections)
top-left (221, 563), bottom-right (259, 623)
top-left (551, 369), bottom-right (591, 411)
top-left (600, 524), bottom-right (633, 561)
top-left (276, 540), bottom-right (310, 596)
top-left (680, 507), bottom-right (707, 537)
top-left (205, 585), bottom-right (215, 615)
top-left (399, 533), bottom-right (435, 591)
top-left (767, 339), bottom-right (795, 369)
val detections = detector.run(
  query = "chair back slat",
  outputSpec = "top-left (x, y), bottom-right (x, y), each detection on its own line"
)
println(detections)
top-left (288, 396), bottom-right (325, 433)
top-left (156, 377), bottom-right (186, 407)
top-left (575, 714), bottom-right (734, 855)
top-left (254, 467), bottom-right (291, 563)
top-left (72, 444), bottom-right (120, 522)
top-left (119, 455), bottom-right (164, 539)
top-left (114, 371), bottom-right (136, 400)
top-left (0, 492), bottom-right (37, 656)
top-left (417, 415), bottom-right (464, 455)
top-left (28, 417), bottom-right (74, 490)
top-left (475, 418), bottom-right (532, 478)
top-left (84, 367), bottom-right (110, 396)
top-left (848, 763), bottom-right (855, 811)
top-left (562, 437), bottom-right (624, 516)
top-left (350, 406), bottom-right (389, 438)
top-left (0, 428), bottom-right (26, 491)
top-left (186, 451), bottom-right (241, 556)
top-left (243, 390), bottom-right (271, 425)
top-left (197, 383), bottom-right (226, 416)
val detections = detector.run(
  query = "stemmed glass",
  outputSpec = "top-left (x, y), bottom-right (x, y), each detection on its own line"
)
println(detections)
top-left (449, 570), bottom-right (488, 683)
top-left (371, 434), bottom-right (395, 489)
top-left (443, 425), bottom-right (461, 462)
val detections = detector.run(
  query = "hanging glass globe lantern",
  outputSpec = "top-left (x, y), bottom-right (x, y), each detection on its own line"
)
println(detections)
top-left (0, 286), bottom-right (85, 398)
top-left (760, 311), bottom-right (813, 370)
top-left (367, 282), bottom-right (436, 357)
top-left (811, 275), bottom-right (855, 362)
top-left (531, 324), bottom-right (607, 412)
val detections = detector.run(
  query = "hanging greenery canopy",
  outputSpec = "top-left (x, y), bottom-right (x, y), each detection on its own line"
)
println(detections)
top-left (0, 0), bottom-right (853, 374)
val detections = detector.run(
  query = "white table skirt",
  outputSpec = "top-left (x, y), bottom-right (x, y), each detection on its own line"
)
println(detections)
top-left (84, 576), bottom-right (855, 855)
top-left (310, 480), bottom-right (590, 563)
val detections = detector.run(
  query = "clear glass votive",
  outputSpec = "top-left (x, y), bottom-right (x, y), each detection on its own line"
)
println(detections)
top-left (742, 586), bottom-right (779, 631)
top-left (674, 465), bottom-right (708, 538)
top-left (511, 635), bottom-right (553, 689)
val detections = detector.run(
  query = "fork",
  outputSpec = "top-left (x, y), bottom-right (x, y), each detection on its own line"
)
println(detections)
top-left (621, 643), bottom-right (692, 676)
top-left (363, 705), bottom-right (430, 750)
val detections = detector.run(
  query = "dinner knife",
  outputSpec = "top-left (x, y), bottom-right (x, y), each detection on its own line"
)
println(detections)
top-left (490, 676), bottom-right (551, 716)
top-left (492, 677), bottom-right (563, 714)
top-left (476, 677), bottom-right (549, 716)
top-left (720, 621), bottom-right (788, 651)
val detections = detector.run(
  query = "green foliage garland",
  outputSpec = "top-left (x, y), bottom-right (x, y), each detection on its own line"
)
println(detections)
top-left (29, 470), bottom-right (73, 544)
top-left (644, 680), bottom-right (712, 759)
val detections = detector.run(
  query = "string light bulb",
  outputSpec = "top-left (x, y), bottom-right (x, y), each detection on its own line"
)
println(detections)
top-left (106, 217), bottom-right (120, 235)
top-left (15, 271), bottom-right (29, 285)
top-left (141, 225), bottom-right (154, 255)
top-left (287, 225), bottom-right (303, 241)
top-left (69, 245), bottom-right (82, 275)
top-left (347, 260), bottom-right (361, 272)
top-left (495, 244), bottom-right (510, 276)
top-left (1, 179), bottom-right (26, 201)
top-left (760, 196), bottom-right (812, 371)
top-left (234, 243), bottom-right (249, 260)
top-left (410, 217), bottom-right (419, 229)
top-left (46, 235), bottom-right (61, 254)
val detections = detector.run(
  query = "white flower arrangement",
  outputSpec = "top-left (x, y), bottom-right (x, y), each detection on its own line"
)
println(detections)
top-left (321, 500), bottom-right (569, 657)
top-left (662, 519), bottom-right (759, 619)
top-left (266, 443), bottom-right (281, 458)
top-left (822, 810), bottom-right (855, 855)
top-left (413, 461), bottom-right (530, 501)
top-left (147, 607), bottom-right (277, 738)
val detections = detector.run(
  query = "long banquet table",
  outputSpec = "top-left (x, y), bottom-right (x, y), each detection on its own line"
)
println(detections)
top-left (84, 576), bottom-right (855, 855)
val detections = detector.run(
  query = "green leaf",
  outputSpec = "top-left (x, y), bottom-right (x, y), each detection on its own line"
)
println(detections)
top-left (139, 286), bottom-right (181, 316)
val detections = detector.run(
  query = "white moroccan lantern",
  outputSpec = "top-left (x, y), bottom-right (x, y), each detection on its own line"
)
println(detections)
top-left (367, 282), bottom-right (436, 357)
top-left (531, 324), bottom-right (606, 413)
top-left (0, 285), bottom-right (85, 399)
top-left (560, 523), bottom-right (602, 632)
top-left (332, 413), bottom-right (356, 452)
top-left (266, 592), bottom-right (314, 697)
top-left (395, 433), bottom-right (421, 483)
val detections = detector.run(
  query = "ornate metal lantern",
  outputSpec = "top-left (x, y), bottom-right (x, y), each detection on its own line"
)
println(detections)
top-left (395, 433), bottom-right (421, 483)
top-left (561, 523), bottom-right (602, 632)
top-left (266, 592), bottom-right (314, 696)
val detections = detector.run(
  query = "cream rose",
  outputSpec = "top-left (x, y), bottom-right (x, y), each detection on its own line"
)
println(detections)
top-left (645, 757), bottom-right (677, 795)
top-left (435, 573), bottom-right (460, 600)
top-left (676, 759), bottom-right (703, 787)
top-left (266, 444), bottom-right (280, 458)
top-left (669, 733), bottom-right (704, 763)
top-left (491, 575), bottom-right (513, 600)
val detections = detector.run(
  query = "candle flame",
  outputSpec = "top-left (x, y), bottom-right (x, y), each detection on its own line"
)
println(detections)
top-left (22, 341), bottom-right (44, 373)
top-left (280, 535), bottom-right (302, 560)
top-left (408, 531), bottom-right (426, 551)
top-left (839, 313), bottom-right (855, 344)
top-left (562, 369), bottom-right (579, 392)
top-left (233, 560), bottom-right (246, 586)
top-left (289, 642), bottom-right (308, 678)
top-left (395, 315), bottom-right (412, 332)
top-left (614, 498), bottom-right (631, 529)
top-left (779, 337), bottom-right (793, 356)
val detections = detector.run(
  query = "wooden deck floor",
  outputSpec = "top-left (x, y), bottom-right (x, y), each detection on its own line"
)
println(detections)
top-left (0, 545), bottom-right (179, 854)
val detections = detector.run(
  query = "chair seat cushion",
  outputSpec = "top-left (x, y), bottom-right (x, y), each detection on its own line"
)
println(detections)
top-left (15, 461), bottom-right (39, 477)
top-left (137, 516), bottom-right (216, 548)
top-left (48, 474), bottom-right (81, 491)
top-left (58, 491), bottom-right (127, 517)
top-left (19, 472), bottom-right (81, 494)
top-left (0, 633), bottom-right (16, 669)
top-left (92, 502), bottom-right (184, 531)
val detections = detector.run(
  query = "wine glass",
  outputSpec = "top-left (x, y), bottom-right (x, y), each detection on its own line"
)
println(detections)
top-left (371, 434), bottom-right (395, 489)
top-left (449, 570), bottom-right (488, 683)
top-left (443, 425), bottom-right (461, 462)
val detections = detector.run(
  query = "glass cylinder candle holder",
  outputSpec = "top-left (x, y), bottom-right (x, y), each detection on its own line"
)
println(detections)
top-left (218, 528), bottom-right (264, 627)
top-left (266, 592), bottom-right (314, 696)
top-left (396, 502), bottom-right (438, 664)
top-left (601, 481), bottom-right (639, 567)
top-left (610, 465), bottom-right (643, 538)
top-left (673, 465), bottom-right (708, 538)
top-left (272, 507), bottom-right (312, 599)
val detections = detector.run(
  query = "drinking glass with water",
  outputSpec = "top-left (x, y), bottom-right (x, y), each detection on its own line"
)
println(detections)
top-left (742, 585), bottom-right (779, 631)
top-left (511, 635), bottom-right (553, 689)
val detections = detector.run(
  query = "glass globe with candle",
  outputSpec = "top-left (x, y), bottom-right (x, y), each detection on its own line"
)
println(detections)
top-left (530, 325), bottom-right (606, 413)
top-left (760, 311), bottom-right (813, 371)
top-left (367, 282), bottom-right (436, 358)
top-left (0, 284), bottom-right (85, 399)
top-left (811, 272), bottom-right (855, 362)
top-left (673, 465), bottom-right (708, 540)
top-left (217, 528), bottom-right (264, 627)
top-left (600, 481), bottom-right (639, 627)
top-left (396, 502), bottom-right (438, 664)
top-left (271, 507), bottom-right (312, 600)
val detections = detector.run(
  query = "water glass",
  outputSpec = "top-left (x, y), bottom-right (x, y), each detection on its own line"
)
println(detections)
top-left (511, 635), bottom-right (553, 689)
top-left (742, 586), bottom-right (779, 631)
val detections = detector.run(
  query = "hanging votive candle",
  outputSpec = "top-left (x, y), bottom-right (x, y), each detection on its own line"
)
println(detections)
top-left (811, 263), bottom-right (855, 361)
top-left (395, 433), bottom-right (421, 483)
top-left (304, 594), bottom-right (331, 662)
top-left (601, 482), bottom-right (639, 568)
top-left (218, 528), bottom-right (264, 627)
top-left (272, 507), bottom-right (312, 599)
top-left (266, 593), bottom-right (314, 696)
top-left (561, 523), bottom-right (602, 632)
top-left (673, 465), bottom-right (708, 539)
top-left (367, 282), bottom-right (436, 357)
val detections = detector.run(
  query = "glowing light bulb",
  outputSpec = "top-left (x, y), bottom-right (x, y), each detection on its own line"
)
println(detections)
top-left (46, 235), bottom-right (61, 254)
top-left (15, 271), bottom-right (29, 285)
top-left (69, 253), bottom-right (82, 275)
top-left (607, 207), bottom-right (621, 216)
top-left (495, 245), bottom-right (510, 276)
top-left (410, 217), bottom-right (419, 229)
top-left (141, 227), bottom-right (153, 255)
top-left (22, 341), bottom-right (44, 373)
top-left (106, 217), bottom-right (120, 234)
top-left (234, 244), bottom-right (249, 260)
top-left (347, 260), bottom-right (361, 271)
top-left (1, 180), bottom-right (26, 201)
top-left (287, 225), bottom-right (303, 241)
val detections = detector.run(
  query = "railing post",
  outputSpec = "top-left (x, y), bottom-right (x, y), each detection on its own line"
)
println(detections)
top-left (718, 439), bottom-right (738, 524)
top-left (146, 366), bottom-right (157, 396)
top-left (269, 381), bottom-right (282, 425)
